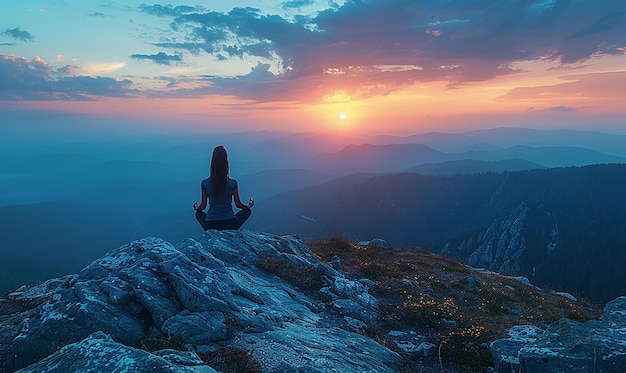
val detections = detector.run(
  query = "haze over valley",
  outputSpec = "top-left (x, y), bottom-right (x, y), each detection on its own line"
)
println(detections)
top-left (2, 126), bottom-right (626, 304)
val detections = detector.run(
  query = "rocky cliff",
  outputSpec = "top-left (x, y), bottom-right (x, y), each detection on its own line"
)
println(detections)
top-left (1, 231), bottom-right (625, 373)
top-left (1, 231), bottom-right (399, 372)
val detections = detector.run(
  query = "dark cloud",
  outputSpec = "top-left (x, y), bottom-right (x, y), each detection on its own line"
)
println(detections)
top-left (130, 51), bottom-right (183, 65)
top-left (0, 54), bottom-right (136, 100)
top-left (3, 27), bottom-right (34, 42)
top-left (543, 106), bottom-right (579, 112)
top-left (156, 76), bottom-right (180, 88)
top-left (90, 12), bottom-right (107, 17)
top-left (136, 0), bottom-right (626, 103)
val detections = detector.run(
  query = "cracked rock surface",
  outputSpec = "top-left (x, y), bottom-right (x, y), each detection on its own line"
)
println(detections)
top-left (2, 230), bottom-right (400, 373)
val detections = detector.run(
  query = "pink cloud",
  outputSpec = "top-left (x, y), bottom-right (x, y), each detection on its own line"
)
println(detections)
top-left (500, 71), bottom-right (626, 110)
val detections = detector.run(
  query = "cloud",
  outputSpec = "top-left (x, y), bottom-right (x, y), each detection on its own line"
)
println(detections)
top-left (282, 0), bottom-right (316, 10)
top-left (81, 62), bottom-right (126, 75)
top-left (139, 4), bottom-right (206, 18)
top-left (0, 54), bottom-right (136, 100)
top-left (130, 52), bottom-right (183, 65)
top-left (500, 71), bottom-right (626, 110)
top-left (57, 65), bottom-right (80, 76)
top-left (135, 0), bottom-right (626, 103)
top-left (542, 106), bottom-right (579, 112)
top-left (3, 27), bottom-right (34, 42)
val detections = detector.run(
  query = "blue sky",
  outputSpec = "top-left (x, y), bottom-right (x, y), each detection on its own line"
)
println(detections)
top-left (1, 0), bottom-right (625, 136)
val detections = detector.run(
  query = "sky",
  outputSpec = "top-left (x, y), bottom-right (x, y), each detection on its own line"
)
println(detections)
top-left (1, 0), bottom-right (626, 138)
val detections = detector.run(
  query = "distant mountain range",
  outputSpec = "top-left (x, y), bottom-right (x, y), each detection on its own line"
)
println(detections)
top-left (238, 169), bottom-right (335, 201)
top-left (3, 127), bottom-right (626, 302)
top-left (249, 164), bottom-right (626, 303)
top-left (308, 143), bottom-right (626, 175)
top-left (405, 158), bottom-right (541, 175)
top-left (370, 127), bottom-right (626, 156)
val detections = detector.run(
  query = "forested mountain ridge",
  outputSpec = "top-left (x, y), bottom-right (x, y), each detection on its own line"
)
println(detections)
top-left (249, 163), bottom-right (626, 303)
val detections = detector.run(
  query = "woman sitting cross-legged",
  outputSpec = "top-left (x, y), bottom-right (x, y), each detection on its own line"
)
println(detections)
top-left (193, 145), bottom-right (254, 231)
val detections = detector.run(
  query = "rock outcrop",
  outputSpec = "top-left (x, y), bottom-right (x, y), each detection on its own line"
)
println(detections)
top-left (14, 332), bottom-right (217, 373)
top-left (2, 230), bottom-right (401, 372)
top-left (443, 202), bottom-right (529, 275)
top-left (491, 296), bottom-right (626, 373)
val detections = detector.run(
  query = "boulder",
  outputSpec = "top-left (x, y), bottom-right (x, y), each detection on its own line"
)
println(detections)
top-left (15, 332), bottom-right (216, 373)
top-left (490, 325), bottom-right (544, 373)
top-left (491, 296), bottom-right (626, 373)
top-left (387, 331), bottom-right (437, 357)
top-left (358, 238), bottom-right (392, 249)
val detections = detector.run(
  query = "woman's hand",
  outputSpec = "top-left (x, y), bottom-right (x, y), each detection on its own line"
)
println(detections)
top-left (248, 198), bottom-right (255, 208)
top-left (193, 202), bottom-right (199, 210)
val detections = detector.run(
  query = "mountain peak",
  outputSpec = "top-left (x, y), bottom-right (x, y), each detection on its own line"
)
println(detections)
top-left (2, 231), bottom-right (399, 372)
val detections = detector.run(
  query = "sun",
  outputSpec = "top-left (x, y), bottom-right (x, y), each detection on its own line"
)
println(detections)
top-left (338, 112), bottom-right (347, 120)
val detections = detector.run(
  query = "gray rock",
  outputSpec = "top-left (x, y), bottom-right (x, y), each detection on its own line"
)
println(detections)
top-left (162, 259), bottom-right (232, 313)
top-left (402, 278), bottom-right (423, 292)
top-left (553, 291), bottom-right (577, 301)
top-left (601, 296), bottom-right (626, 325)
top-left (387, 330), bottom-right (436, 357)
top-left (152, 349), bottom-right (206, 366)
top-left (333, 299), bottom-right (365, 316)
top-left (232, 323), bottom-right (401, 372)
top-left (333, 299), bottom-right (378, 324)
top-left (456, 203), bottom-right (530, 275)
top-left (490, 325), bottom-right (544, 373)
top-left (9, 280), bottom-right (147, 370)
top-left (331, 277), bottom-right (379, 311)
top-left (344, 316), bottom-right (368, 333)
top-left (15, 332), bottom-right (216, 373)
top-left (161, 311), bottom-right (227, 344)
top-left (492, 297), bottom-right (626, 373)
top-left (358, 238), bottom-right (391, 249)
top-left (3, 231), bottom-right (399, 373)
top-left (328, 255), bottom-right (342, 270)
top-left (134, 288), bottom-right (180, 328)
top-left (440, 318), bottom-right (457, 328)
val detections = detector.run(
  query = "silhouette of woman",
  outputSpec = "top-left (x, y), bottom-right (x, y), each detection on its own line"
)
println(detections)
top-left (193, 145), bottom-right (254, 230)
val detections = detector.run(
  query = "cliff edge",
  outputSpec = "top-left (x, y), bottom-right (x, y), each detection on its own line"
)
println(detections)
top-left (1, 231), bottom-right (398, 372)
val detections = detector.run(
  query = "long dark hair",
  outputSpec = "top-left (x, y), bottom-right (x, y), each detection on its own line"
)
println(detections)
top-left (210, 145), bottom-right (229, 200)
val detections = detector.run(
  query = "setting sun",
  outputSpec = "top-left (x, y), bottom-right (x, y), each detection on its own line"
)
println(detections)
top-left (338, 112), bottom-right (347, 120)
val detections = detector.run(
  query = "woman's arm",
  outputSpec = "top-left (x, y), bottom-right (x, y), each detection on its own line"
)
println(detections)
top-left (233, 188), bottom-right (254, 209)
top-left (193, 189), bottom-right (208, 211)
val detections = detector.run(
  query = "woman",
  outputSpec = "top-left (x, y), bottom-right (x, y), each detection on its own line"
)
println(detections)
top-left (193, 145), bottom-right (254, 230)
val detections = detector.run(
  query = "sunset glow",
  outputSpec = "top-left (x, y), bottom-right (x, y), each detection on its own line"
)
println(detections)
top-left (1, 1), bottom-right (625, 137)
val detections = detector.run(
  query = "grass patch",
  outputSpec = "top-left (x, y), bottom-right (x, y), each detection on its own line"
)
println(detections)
top-left (0, 296), bottom-right (48, 317)
top-left (199, 347), bottom-right (261, 373)
top-left (307, 237), bottom-right (602, 372)
top-left (255, 256), bottom-right (325, 295)
top-left (137, 335), bottom-right (186, 352)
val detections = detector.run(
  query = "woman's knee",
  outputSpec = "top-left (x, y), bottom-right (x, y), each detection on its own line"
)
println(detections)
top-left (195, 211), bottom-right (209, 230)
top-left (238, 208), bottom-right (252, 219)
